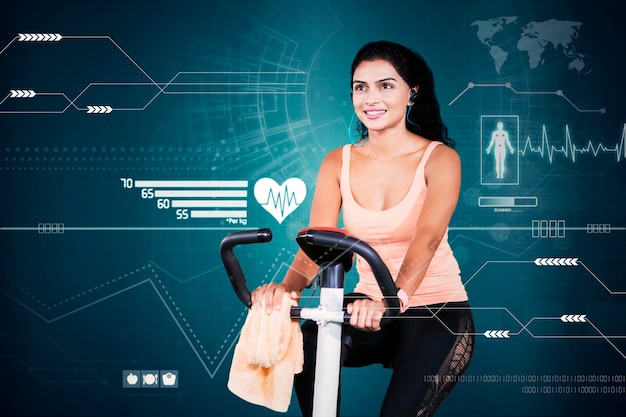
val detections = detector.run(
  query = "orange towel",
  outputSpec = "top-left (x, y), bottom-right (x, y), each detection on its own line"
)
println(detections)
top-left (227, 293), bottom-right (304, 412)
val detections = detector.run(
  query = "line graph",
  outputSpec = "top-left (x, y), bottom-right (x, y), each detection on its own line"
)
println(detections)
top-left (0, 34), bottom-right (307, 114)
top-left (0, 263), bottom-right (249, 379)
top-left (448, 82), bottom-right (607, 114)
top-left (0, 243), bottom-right (299, 383)
top-left (519, 123), bottom-right (626, 163)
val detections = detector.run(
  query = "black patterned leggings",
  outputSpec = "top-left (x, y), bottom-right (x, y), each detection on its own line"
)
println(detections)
top-left (294, 297), bottom-right (475, 417)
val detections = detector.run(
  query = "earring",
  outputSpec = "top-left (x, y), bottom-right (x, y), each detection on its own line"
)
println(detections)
top-left (409, 89), bottom-right (418, 105)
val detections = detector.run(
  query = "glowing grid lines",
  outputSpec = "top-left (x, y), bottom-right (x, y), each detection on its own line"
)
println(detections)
top-left (0, 35), bottom-right (308, 114)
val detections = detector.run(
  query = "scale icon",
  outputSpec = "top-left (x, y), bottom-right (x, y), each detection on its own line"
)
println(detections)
top-left (161, 370), bottom-right (178, 388)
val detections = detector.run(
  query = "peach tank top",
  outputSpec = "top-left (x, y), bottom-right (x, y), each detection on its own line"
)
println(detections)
top-left (340, 141), bottom-right (468, 307)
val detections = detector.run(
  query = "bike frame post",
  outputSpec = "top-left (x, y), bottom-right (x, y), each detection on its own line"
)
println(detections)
top-left (312, 262), bottom-right (345, 417)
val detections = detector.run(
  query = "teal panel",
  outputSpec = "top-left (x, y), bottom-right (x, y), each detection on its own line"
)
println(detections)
top-left (1, 1), bottom-right (624, 416)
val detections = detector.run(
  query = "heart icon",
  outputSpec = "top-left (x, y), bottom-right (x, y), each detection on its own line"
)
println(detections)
top-left (254, 178), bottom-right (307, 224)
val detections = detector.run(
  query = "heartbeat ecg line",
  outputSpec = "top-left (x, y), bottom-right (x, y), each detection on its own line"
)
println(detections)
top-left (519, 123), bottom-right (626, 163)
top-left (259, 186), bottom-right (302, 217)
top-left (449, 82), bottom-right (607, 114)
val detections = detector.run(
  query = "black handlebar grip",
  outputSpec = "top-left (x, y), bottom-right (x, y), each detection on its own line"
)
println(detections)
top-left (219, 228), bottom-right (273, 308)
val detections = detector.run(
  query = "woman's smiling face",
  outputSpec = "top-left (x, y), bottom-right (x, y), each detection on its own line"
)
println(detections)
top-left (351, 59), bottom-right (413, 135)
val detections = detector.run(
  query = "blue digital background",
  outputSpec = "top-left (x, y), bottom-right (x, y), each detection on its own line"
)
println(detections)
top-left (1, 1), bottom-right (625, 416)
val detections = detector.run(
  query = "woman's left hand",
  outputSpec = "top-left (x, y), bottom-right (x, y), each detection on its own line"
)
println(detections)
top-left (347, 298), bottom-right (386, 331)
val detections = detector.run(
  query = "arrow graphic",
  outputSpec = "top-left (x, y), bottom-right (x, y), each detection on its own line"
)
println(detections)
top-left (9, 89), bottom-right (36, 98)
top-left (86, 105), bottom-right (113, 114)
top-left (534, 257), bottom-right (578, 266)
top-left (560, 314), bottom-right (587, 323)
top-left (484, 330), bottom-right (511, 338)
top-left (18, 33), bottom-right (62, 42)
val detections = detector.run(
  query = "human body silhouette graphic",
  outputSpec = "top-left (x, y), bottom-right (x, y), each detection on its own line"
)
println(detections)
top-left (485, 121), bottom-right (515, 179)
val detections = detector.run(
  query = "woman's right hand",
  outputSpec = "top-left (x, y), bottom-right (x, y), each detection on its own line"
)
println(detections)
top-left (251, 283), bottom-right (300, 314)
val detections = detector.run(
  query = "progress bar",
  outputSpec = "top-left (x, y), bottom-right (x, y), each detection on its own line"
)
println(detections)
top-left (478, 196), bottom-right (538, 208)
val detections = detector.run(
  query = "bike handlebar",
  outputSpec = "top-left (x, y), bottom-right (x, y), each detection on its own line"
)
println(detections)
top-left (219, 228), bottom-right (400, 318)
top-left (296, 228), bottom-right (400, 317)
top-left (219, 228), bottom-right (273, 307)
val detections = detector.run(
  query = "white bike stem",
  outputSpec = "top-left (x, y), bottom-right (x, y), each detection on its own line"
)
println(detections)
top-left (309, 261), bottom-right (347, 417)
top-left (311, 287), bottom-right (343, 417)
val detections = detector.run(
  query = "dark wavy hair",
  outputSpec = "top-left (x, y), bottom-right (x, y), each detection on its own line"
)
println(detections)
top-left (350, 40), bottom-right (455, 148)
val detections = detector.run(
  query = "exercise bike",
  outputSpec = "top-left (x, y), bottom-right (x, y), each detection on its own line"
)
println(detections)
top-left (220, 227), bottom-right (400, 417)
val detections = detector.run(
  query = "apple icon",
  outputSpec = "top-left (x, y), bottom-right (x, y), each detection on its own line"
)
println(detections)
top-left (126, 372), bottom-right (138, 385)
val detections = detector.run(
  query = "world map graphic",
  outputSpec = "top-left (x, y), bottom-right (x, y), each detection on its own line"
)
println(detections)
top-left (472, 17), bottom-right (588, 74)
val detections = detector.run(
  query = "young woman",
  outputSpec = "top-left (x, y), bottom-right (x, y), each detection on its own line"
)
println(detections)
top-left (252, 40), bottom-right (475, 417)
